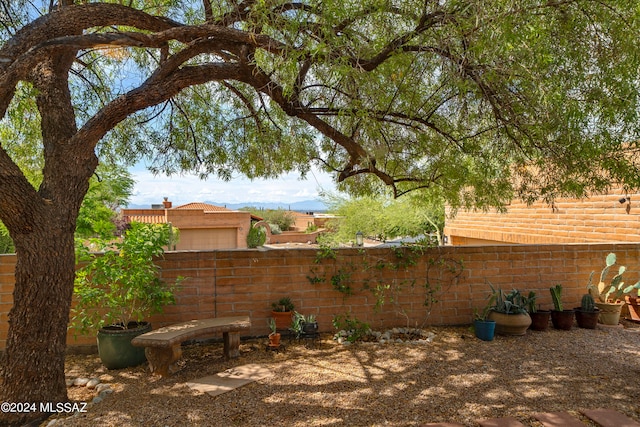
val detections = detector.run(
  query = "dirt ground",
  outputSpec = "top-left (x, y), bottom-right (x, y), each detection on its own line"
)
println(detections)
top-left (43, 320), bottom-right (640, 427)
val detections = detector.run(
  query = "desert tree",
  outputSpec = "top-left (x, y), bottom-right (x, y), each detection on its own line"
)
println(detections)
top-left (1, 1), bottom-right (640, 424)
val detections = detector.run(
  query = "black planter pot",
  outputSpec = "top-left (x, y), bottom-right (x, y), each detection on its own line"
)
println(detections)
top-left (551, 310), bottom-right (575, 330)
top-left (529, 310), bottom-right (551, 331)
top-left (575, 308), bottom-right (600, 329)
top-left (97, 321), bottom-right (151, 369)
top-left (302, 321), bottom-right (319, 336)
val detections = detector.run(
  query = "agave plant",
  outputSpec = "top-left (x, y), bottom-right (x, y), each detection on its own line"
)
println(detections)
top-left (489, 283), bottom-right (528, 314)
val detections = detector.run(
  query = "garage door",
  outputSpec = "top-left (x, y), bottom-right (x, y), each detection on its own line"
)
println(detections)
top-left (176, 228), bottom-right (237, 250)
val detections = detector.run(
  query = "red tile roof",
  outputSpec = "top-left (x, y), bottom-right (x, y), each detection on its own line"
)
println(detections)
top-left (124, 214), bottom-right (166, 224)
top-left (174, 202), bottom-right (231, 212)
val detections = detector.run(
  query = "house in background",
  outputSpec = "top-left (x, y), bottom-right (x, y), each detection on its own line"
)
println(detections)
top-left (122, 199), bottom-right (259, 250)
top-left (262, 211), bottom-right (331, 245)
top-left (443, 188), bottom-right (640, 245)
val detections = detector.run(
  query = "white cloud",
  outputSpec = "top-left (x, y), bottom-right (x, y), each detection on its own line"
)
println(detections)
top-left (128, 167), bottom-right (337, 207)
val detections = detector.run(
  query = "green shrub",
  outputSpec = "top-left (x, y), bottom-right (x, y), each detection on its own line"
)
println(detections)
top-left (247, 226), bottom-right (266, 248)
top-left (269, 223), bottom-right (282, 234)
top-left (332, 314), bottom-right (370, 343)
top-left (72, 222), bottom-right (183, 332)
top-left (261, 209), bottom-right (295, 231)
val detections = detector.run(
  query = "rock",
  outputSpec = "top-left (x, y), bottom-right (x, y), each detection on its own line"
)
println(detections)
top-left (99, 388), bottom-right (113, 397)
top-left (86, 378), bottom-right (101, 389)
top-left (95, 383), bottom-right (111, 393)
top-left (73, 377), bottom-right (90, 387)
top-left (65, 378), bottom-right (75, 387)
top-left (92, 396), bottom-right (103, 405)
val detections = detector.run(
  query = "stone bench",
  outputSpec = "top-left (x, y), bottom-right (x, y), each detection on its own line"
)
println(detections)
top-left (131, 316), bottom-right (251, 376)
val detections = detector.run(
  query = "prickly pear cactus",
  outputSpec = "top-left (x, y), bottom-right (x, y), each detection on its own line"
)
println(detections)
top-left (587, 253), bottom-right (640, 302)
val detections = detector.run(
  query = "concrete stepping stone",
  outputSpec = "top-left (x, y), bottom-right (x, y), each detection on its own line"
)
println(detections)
top-left (582, 409), bottom-right (640, 427)
top-left (533, 412), bottom-right (585, 427)
top-left (186, 363), bottom-right (272, 397)
top-left (478, 417), bottom-right (527, 427)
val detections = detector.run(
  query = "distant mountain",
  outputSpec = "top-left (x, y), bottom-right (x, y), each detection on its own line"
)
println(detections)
top-left (126, 199), bottom-right (328, 212)
top-left (213, 199), bottom-right (328, 212)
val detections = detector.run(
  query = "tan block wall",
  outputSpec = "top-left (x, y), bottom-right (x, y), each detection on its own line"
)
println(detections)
top-left (444, 188), bottom-right (640, 245)
top-left (290, 212), bottom-right (316, 231)
top-left (269, 230), bottom-right (319, 244)
top-left (1, 244), bottom-right (639, 350)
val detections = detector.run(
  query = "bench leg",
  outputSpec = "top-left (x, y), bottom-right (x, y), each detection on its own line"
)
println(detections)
top-left (145, 345), bottom-right (182, 376)
top-left (223, 331), bottom-right (240, 359)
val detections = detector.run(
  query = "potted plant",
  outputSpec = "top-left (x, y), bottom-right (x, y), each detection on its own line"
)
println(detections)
top-left (473, 294), bottom-right (496, 341)
top-left (271, 296), bottom-right (294, 330)
top-left (575, 293), bottom-right (600, 329)
top-left (268, 318), bottom-right (281, 347)
top-left (290, 312), bottom-right (319, 338)
top-left (301, 313), bottom-right (319, 336)
top-left (527, 291), bottom-right (551, 331)
top-left (290, 312), bottom-right (304, 338)
top-left (625, 289), bottom-right (640, 322)
top-left (486, 284), bottom-right (531, 336)
top-left (72, 222), bottom-right (183, 369)
top-left (550, 284), bottom-right (574, 330)
top-left (587, 252), bottom-right (640, 325)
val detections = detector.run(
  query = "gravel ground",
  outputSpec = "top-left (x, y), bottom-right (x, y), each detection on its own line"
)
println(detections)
top-left (49, 321), bottom-right (640, 427)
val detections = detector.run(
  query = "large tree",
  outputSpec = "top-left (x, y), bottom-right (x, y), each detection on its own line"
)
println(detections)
top-left (1, 0), bottom-right (640, 424)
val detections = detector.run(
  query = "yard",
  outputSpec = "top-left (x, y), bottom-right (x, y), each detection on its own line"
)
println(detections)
top-left (48, 322), bottom-right (640, 427)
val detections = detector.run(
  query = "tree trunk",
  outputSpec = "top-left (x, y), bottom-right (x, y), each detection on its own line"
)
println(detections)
top-left (0, 221), bottom-right (76, 426)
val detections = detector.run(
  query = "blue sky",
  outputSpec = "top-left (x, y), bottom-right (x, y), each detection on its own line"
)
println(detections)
top-left (128, 164), bottom-right (337, 207)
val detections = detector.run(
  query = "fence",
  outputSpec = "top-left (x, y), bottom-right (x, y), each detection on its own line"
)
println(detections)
top-left (0, 243), bottom-right (638, 350)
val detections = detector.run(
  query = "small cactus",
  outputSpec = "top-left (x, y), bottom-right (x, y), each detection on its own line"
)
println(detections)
top-left (581, 293), bottom-right (596, 312)
top-left (550, 284), bottom-right (563, 311)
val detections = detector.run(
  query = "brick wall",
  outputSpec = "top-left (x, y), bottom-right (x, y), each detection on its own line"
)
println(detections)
top-left (444, 188), bottom-right (640, 244)
top-left (1, 243), bottom-right (639, 350)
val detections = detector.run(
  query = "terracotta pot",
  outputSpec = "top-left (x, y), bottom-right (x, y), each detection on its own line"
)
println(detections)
top-left (268, 332), bottom-right (281, 347)
top-left (595, 301), bottom-right (624, 325)
top-left (487, 311), bottom-right (531, 336)
top-left (529, 310), bottom-right (551, 331)
top-left (271, 311), bottom-right (293, 330)
top-left (551, 309), bottom-right (575, 330)
top-left (575, 308), bottom-right (600, 329)
top-left (625, 296), bottom-right (640, 322)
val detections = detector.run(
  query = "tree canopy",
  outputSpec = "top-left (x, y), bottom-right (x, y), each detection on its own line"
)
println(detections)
top-left (2, 0), bottom-right (640, 424)
top-left (2, 1), bottom-right (640, 210)
top-left (320, 191), bottom-right (444, 245)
